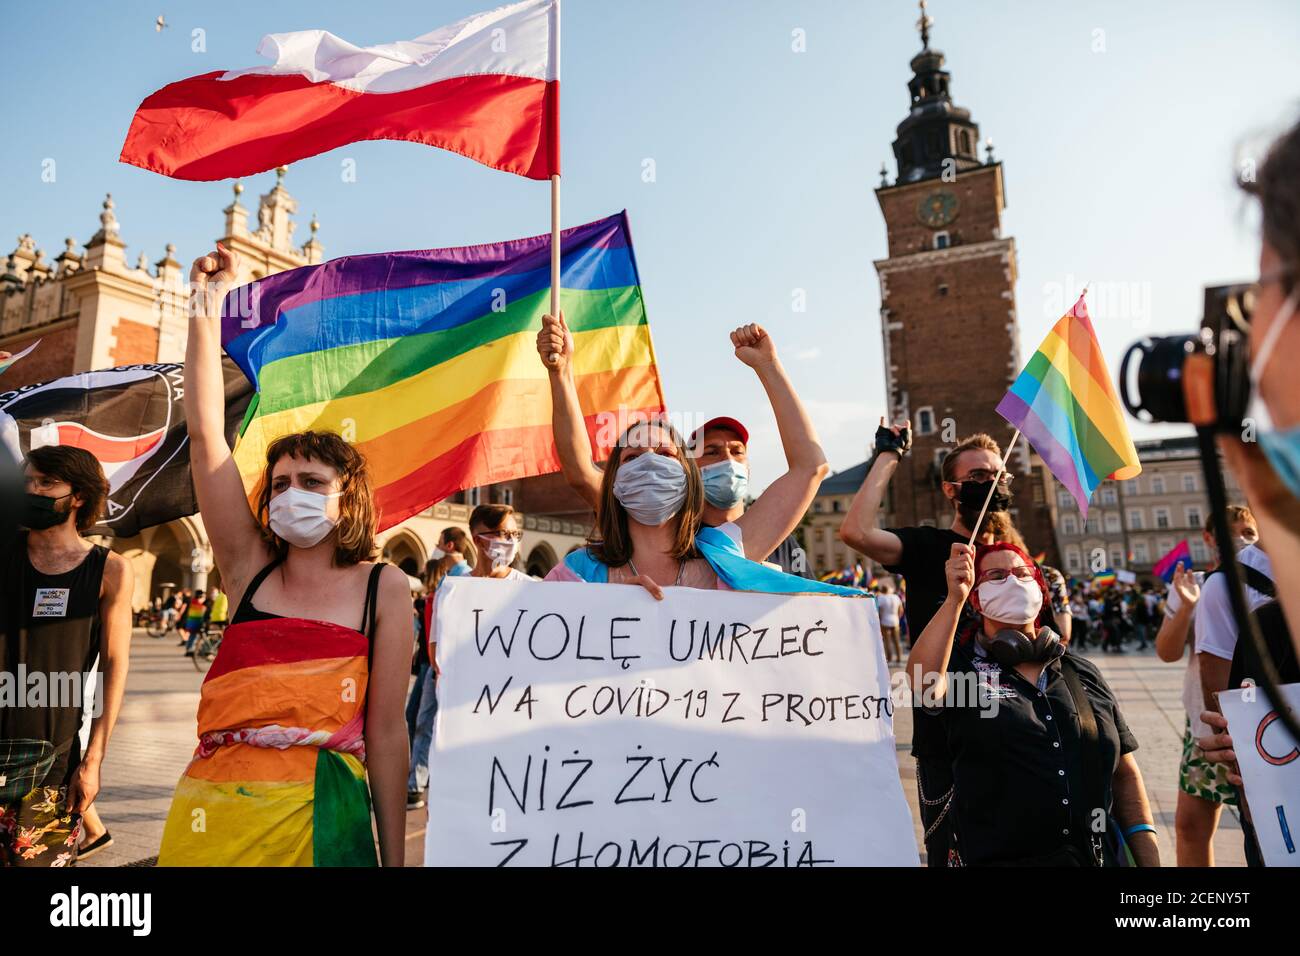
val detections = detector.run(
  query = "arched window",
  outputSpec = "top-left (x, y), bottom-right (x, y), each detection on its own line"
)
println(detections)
top-left (915, 407), bottom-right (936, 435)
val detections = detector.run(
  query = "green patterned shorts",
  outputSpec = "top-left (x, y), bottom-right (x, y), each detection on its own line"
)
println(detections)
top-left (1178, 717), bottom-right (1238, 806)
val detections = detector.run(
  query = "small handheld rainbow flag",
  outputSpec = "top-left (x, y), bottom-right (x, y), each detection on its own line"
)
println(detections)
top-left (1093, 569), bottom-right (1117, 587)
top-left (222, 212), bottom-right (664, 529)
top-left (996, 292), bottom-right (1140, 518)
top-left (1152, 540), bottom-right (1194, 582)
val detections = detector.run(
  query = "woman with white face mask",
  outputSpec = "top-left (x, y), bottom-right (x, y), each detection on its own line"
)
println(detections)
top-left (905, 541), bottom-right (1159, 867)
top-left (158, 244), bottom-right (411, 868)
top-left (544, 419), bottom-right (865, 600)
top-left (536, 315), bottom-right (829, 578)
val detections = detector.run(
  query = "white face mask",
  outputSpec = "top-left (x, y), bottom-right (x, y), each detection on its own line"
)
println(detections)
top-left (478, 535), bottom-right (518, 570)
top-left (613, 452), bottom-right (688, 526)
top-left (976, 575), bottom-right (1042, 625)
top-left (268, 486), bottom-right (340, 549)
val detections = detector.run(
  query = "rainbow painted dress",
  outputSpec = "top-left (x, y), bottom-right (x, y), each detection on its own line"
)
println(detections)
top-left (158, 564), bottom-right (381, 866)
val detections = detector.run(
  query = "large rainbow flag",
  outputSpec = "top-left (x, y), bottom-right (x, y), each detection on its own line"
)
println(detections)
top-left (221, 212), bottom-right (665, 529)
top-left (996, 293), bottom-right (1140, 519)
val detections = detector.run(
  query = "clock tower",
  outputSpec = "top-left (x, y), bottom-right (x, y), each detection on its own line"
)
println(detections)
top-left (873, 3), bottom-right (1058, 559)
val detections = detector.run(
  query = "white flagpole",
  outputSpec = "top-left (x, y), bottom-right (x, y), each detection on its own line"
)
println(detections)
top-left (547, 0), bottom-right (562, 366)
top-left (967, 428), bottom-right (1021, 548)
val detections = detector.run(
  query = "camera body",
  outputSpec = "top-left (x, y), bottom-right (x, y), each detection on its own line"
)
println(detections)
top-left (1119, 283), bottom-right (1254, 432)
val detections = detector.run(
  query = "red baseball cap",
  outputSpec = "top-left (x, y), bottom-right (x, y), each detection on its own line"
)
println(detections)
top-left (691, 416), bottom-right (750, 447)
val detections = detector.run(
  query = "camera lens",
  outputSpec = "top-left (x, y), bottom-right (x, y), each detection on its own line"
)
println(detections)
top-left (1119, 335), bottom-right (1197, 424)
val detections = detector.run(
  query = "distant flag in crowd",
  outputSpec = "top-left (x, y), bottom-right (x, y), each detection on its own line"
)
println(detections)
top-left (0, 358), bottom-right (253, 537)
top-left (1093, 568), bottom-right (1118, 588)
top-left (222, 212), bottom-right (664, 530)
top-left (996, 293), bottom-right (1140, 519)
top-left (120, 0), bottom-right (559, 181)
top-left (1032, 550), bottom-right (1047, 564)
top-left (1153, 540), bottom-right (1194, 582)
top-left (0, 339), bottom-right (40, 378)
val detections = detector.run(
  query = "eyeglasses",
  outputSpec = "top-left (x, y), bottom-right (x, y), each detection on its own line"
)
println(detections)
top-left (956, 469), bottom-right (1013, 487)
top-left (976, 566), bottom-right (1037, 585)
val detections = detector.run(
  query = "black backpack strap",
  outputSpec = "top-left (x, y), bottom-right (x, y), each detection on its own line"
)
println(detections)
top-left (1060, 657), bottom-right (1107, 866)
top-left (1241, 565), bottom-right (1276, 600)
top-left (360, 563), bottom-right (386, 668)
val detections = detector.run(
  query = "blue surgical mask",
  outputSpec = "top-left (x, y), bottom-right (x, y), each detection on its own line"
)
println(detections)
top-left (700, 459), bottom-right (749, 509)
top-left (612, 452), bottom-right (688, 526)
top-left (1250, 289), bottom-right (1300, 499)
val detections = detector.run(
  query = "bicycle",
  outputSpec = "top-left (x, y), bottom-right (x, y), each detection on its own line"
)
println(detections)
top-left (191, 622), bottom-right (226, 672)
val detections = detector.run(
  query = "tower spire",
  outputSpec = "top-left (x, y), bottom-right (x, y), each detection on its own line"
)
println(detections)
top-left (917, 0), bottom-right (933, 50)
top-left (885, 2), bottom-right (983, 185)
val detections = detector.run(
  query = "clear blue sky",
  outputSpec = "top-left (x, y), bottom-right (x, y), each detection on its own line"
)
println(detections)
top-left (2, 0), bottom-right (1297, 491)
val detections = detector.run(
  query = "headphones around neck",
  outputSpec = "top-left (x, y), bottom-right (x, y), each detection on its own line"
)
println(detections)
top-left (984, 626), bottom-right (1064, 669)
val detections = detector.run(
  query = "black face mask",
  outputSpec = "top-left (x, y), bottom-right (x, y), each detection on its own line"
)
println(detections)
top-left (956, 479), bottom-right (1012, 515)
top-left (21, 492), bottom-right (73, 531)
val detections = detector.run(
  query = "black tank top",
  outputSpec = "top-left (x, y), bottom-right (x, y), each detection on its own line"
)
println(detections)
top-left (1, 534), bottom-right (109, 783)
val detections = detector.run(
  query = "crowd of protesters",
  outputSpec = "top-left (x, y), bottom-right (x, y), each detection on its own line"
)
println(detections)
top-left (2, 116), bottom-right (1298, 869)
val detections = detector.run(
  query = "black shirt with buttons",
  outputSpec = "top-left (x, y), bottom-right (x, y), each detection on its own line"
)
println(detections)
top-left (919, 641), bottom-right (1139, 865)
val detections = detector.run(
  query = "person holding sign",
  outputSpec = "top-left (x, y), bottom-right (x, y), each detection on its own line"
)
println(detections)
top-left (906, 541), bottom-right (1159, 867)
top-left (158, 244), bottom-right (412, 867)
top-left (537, 315), bottom-right (827, 576)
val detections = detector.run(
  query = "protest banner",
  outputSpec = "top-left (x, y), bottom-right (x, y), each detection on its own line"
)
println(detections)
top-left (425, 577), bottom-right (919, 867)
top-left (1219, 682), bottom-right (1300, 867)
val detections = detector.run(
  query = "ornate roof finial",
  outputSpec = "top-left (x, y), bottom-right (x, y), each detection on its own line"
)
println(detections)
top-left (879, 162), bottom-right (889, 187)
top-left (232, 180), bottom-right (244, 202)
top-left (275, 165), bottom-right (288, 186)
top-left (100, 193), bottom-right (119, 235)
top-left (310, 212), bottom-right (320, 236)
top-left (917, 0), bottom-right (933, 50)
top-left (166, 242), bottom-right (176, 257)
top-left (983, 136), bottom-right (995, 163)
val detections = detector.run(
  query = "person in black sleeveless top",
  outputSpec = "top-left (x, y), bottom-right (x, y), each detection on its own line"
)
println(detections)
top-left (1, 445), bottom-right (133, 867)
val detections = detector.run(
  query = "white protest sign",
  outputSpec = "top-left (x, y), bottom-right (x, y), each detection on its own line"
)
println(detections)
top-left (1219, 682), bottom-right (1300, 867)
top-left (425, 577), bottom-right (918, 867)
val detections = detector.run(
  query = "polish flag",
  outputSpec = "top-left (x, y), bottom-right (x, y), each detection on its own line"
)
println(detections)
top-left (120, 0), bottom-right (558, 181)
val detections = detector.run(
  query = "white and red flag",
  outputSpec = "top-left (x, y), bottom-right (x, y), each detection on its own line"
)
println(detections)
top-left (120, 0), bottom-right (558, 181)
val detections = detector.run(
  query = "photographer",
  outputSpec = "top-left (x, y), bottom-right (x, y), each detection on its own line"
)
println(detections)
top-left (1221, 116), bottom-right (1300, 657)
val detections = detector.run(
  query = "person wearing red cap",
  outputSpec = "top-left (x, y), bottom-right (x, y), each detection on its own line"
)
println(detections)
top-left (535, 318), bottom-right (826, 578)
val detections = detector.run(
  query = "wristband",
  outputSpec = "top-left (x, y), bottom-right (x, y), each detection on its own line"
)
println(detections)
top-left (1123, 823), bottom-right (1156, 838)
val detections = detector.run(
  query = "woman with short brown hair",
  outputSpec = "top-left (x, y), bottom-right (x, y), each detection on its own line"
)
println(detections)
top-left (157, 243), bottom-right (410, 867)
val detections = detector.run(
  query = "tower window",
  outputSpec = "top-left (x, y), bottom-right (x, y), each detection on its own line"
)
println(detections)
top-left (933, 231), bottom-right (949, 250)
top-left (915, 407), bottom-right (936, 435)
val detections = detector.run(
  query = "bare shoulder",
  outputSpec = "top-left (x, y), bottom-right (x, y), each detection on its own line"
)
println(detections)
top-left (102, 550), bottom-right (135, 593)
top-left (373, 561), bottom-right (414, 602)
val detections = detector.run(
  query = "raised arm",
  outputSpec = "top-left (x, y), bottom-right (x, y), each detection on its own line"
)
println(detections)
top-left (536, 312), bottom-right (602, 510)
top-left (839, 419), bottom-right (910, 565)
top-left (730, 325), bottom-right (830, 560)
top-left (186, 244), bottom-right (269, 597)
top-left (905, 543), bottom-right (974, 703)
top-left (1154, 566), bottom-right (1198, 663)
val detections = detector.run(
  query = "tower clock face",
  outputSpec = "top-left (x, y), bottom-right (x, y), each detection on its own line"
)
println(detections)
top-left (917, 190), bottom-right (959, 228)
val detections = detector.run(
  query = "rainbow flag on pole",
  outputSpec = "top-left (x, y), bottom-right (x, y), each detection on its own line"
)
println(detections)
top-left (1152, 540), bottom-right (1194, 582)
top-left (221, 212), bottom-right (665, 529)
top-left (996, 293), bottom-right (1140, 518)
top-left (1093, 569), bottom-right (1117, 588)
